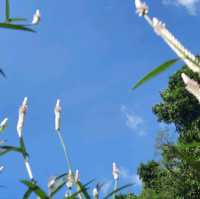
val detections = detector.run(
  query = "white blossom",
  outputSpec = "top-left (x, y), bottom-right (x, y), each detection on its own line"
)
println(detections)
top-left (54, 99), bottom-right (61, 131)
top-left (112, 162), bottom-right (120, 181)
top-left (181, 73), bottom-right (200, 102)
top-left (17, 97), bottom-right (28, 137)
top-left (135, 0), bottom-right (149, 17)
top-left (66, 170), bottom-right (74, 189)
top-left (75, 169), bottom-right (80, 182)
top-left (93, 187), bottom-right (99, 199)
top-left (0, 118), bottom-right (8, 132)
top-left (32, 9), bottom-right (41, 25)
top-left (135, 1), bottom-right (200, 74)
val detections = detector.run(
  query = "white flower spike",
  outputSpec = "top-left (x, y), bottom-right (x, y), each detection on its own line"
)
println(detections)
top-left (135, 0), bottom-right (149, 17)
top-left (32, 9), bottom-right (41, 25)
top-left (112, 162), bottom-right (120, 181)
top-left (54, 99), bottom-right (61, 131)
top-left (135, 1), bottom-right (200, 74)
top-left (0, 118), bottom-right (8, 132)
top-left (66, 170), bottom-right (74, 189)
top-left (93, 187), bottom-right (99, 199)
top-left (181, 73), bottom-right (200, 102)
top-left (75, 169), bottom-right (80, 182)
top-left (17, 97), bottom-right (28, 137)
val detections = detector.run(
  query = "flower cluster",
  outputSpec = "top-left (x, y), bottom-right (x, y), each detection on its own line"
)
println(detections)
top-left (135, 0), bottom-right (200, 102)
top-left (135, 0), bottom-right (148, 17)
top-left (135, 0), bottom-right (200, 74)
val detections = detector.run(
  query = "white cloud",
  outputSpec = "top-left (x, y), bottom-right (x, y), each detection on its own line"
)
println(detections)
top-left (120, 167), bottom-right (142, 187)
top-left (120, 105), bottom-right (146, 136)
top-left (163, 0), bottom-right (200, 15)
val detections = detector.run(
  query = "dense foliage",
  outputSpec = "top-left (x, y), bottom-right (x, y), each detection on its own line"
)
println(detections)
top-left (132, 66), bottom-right (200, 198)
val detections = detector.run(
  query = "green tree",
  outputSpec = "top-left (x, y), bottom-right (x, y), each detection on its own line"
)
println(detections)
top-left (134, 66), bottom-right (200, 199)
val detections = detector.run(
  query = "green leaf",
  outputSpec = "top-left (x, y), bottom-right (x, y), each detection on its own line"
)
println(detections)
top-left (48, 173), bottom-right (68, 197)
top-left (63, 180), bottom-right (94, 199)
top-left (66, 188), bottom-right (89, 199)
top-left (76, 181), bottom-right (91, 199)
top-left (178, 142), bottom-right (200, 149)
top-left (5, 0), bottom-right (10, 22)
top-left (0, 68), bottom-right (6, 78)
top-left (0, 145), bottom-right (23, 156)
top-left (131, 59), bottom-right (179, 90)
top-left (103, 184), bottom-right (133, 199)
top-left (0, 23), bottom-right (35, 32)
top-left (21, 180), bottom-right (49, 199)
top-left (9, 18), bottom-right (27, 22)
top-left (23, 189), bottom-right (33, 199)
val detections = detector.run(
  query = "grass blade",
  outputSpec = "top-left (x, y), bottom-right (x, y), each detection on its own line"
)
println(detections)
top-left (0, 68), bottom-right (6, 78)
top-left (103, 184), bottom-right (133, 199)
top-left (76, 181), bottom-right (91, 199)
top-left (131, 59), bottom-right (179, 90)
top-left (9, 18), bottom-right (27, 22)
top-left (5, 0), bottom-right (10, 22)
top-left (0, 23), bottom-right (35, 32)
top-left (23, 189), bottom-right (32, 199)
top-left (0, 145), bottom-right (23, 156)
top-left (21, 180), bottom-right (49, 199)
top-left (48, 173), bottom-right (67, 197)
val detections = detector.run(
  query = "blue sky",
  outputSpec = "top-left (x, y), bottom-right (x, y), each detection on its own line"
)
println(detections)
top-left (0, 0), bottom-right (200, 198)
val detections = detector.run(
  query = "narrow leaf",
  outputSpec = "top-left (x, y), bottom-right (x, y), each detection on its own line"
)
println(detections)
top-left (0, 68), bottom-right (6, 78)
top-left (48, 173), bottom-right (67, 197)
top-left (23, 189), bottom-right (32, 199)
top-left (103, 184), bottom-right (133, 199)
top-left (0, 145), bottom-right (23, 156)
top-left (5, 0), bottom-right (10, 22)
top-left (131, 59), bottom-right (179, 90)
top-left (0, 23), bottom-right (35, 32)
top-left (76, 181), bottom-right (91, 199)
top-left (21, 180), bottom-right (48, 199)
top-left (9, 18), bottom-right (27, 22)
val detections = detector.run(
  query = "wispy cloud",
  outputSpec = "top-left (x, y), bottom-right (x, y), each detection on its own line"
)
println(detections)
top-left (120, 167), bottom-right (142, 187)
top-left (120, 105), bottom-right (146, 136)
top-left (162, 0), bottom-right (200, 15)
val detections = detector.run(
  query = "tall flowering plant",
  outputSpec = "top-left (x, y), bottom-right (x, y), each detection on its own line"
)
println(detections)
top-left (0, 98), bottom-right (132, 199)
top-left (132, 0), bottom-right (200, 96)
top-left (0, 0), bottom-right (41, 32)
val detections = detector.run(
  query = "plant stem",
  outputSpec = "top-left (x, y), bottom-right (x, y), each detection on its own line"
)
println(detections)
top-left (18, 136), bottom-right (40, 199)
top-left (56, 130), bottom-right (72, 171)
top-left (113, 180), bottom-right (118, 199)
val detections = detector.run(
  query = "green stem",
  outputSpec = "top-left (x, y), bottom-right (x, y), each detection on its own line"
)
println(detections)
top-left (57, 130), bottom-right (73, 171)
top-left (18, 137), bottom-right (40, 199)
top-left (113, 180), bottom-right (118, 199)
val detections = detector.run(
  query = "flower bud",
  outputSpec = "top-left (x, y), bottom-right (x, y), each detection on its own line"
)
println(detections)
top-left (54, 99), bottom-right (61, 131)
top-left (181, 73), bottom-right (200, 102)
top-left (0, 118), bottom-right (8, 132)
top-left (93, 187), bottom-right (99, 199)
top-left (17, 97), bottom-right (28, 137)
top-left (75, 169), bottom-right (80, 182)
top-left (32, 9), bottom-right (41, 25)
top-left (135, 0), bottom-right (149, 16)
top-left (112, 162), bottom-right (120, 181)
top-left (66, 170), bottom-right (74, 189)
